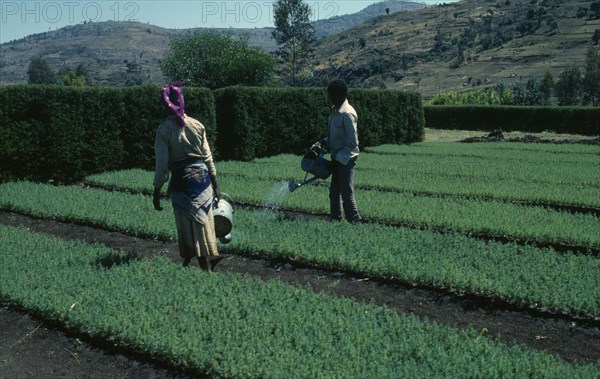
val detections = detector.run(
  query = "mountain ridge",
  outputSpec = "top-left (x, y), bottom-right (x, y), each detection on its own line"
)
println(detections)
top-left (0, 1), bottom-right (423, 86)
top-left (1, 0), bottom-right (598, 96)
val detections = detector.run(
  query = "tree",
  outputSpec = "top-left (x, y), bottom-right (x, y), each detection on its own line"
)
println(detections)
top-left (432, 29), bottom-right (449, 53)
top-left (546, 15), bottom-right (558, 31)
top-left (511, 80), bottom-right (527, 105)
top-left (524, 73), bottom-right (542, 105)
top-left (57, 65), bottom-right (87, 86)
top-left (555, 67), bottom-right (582, 106)
top-left (593, 29), bottom-right (600, 45)
top-left (75, 64), bottom-right (91, 85)
top-left (161, 31), bottom-right (275, 89)
top-left (272, 0), bottom-right (316, 85)
top-left (27, 55), bottom-right (56, 84)
top-left (493, 81), bottom-right (514, 105)
top-left (517, 20), bottom-right (534, 36)
top-left (61, 70), bottom-right (86, 87)
top-left (582, 47), bottom-right (600, 105)
top-left (540, 71), bottom-right (555, 105)
top-left (591, 2), bottom-right (600, 19)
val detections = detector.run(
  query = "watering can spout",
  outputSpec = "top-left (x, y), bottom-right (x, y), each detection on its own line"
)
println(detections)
top-left (287, 175), bottom-right (319, 193)
top-left (287, 181), bottom-right (301, 193)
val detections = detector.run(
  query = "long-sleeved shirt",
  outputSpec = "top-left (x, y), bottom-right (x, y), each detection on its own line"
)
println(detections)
top-left (153, 114), bottom-right (217, 189)
top-left (324, 99), bottom-right (359, 165)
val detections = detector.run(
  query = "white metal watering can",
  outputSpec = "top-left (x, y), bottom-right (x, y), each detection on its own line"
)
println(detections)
top-left (213, 193), bottom-right (234, 244)
top-left (288, 145), bottom-right (332, 192)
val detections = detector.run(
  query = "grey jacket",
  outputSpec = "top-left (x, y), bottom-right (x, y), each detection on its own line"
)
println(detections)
top-left (323, 100), bottom-right (359, 165)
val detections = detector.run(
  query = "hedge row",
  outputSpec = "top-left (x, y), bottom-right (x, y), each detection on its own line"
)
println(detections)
top-left (214, 87), bottom-right (425, 160)
top-left (424, 105), bottom-right (600, 136)
top-left (0, 85), bottom-right (424, 182)
top-left (0, 85), bottom-right (216, 183)
top-left (6, 87), bottom-right (598, 184)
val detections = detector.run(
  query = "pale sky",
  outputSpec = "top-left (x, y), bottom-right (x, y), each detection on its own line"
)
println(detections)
top-left (0, 0), bottom-right (458, 44)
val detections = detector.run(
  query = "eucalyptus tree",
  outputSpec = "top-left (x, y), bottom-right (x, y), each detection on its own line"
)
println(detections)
top-left (272, 0), bottom-right (316, 85)
top-left (582, 47), bottom-right (600, 105)
top-left (555, 67), bottom-right (583, 106)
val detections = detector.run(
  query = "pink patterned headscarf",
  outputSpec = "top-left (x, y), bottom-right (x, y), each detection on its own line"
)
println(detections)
top-left (161, 81), bottom-right (186, 128)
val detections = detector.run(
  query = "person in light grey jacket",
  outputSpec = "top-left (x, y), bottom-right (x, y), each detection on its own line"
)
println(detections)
top-left (315, 79), bottom-right (362, 223)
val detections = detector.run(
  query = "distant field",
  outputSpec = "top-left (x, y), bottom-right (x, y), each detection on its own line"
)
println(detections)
top-left (423, 128), bottom-right (595, 142)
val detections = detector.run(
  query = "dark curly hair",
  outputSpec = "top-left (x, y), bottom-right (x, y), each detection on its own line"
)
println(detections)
top-left (327, 79), bottom-right (348, 97)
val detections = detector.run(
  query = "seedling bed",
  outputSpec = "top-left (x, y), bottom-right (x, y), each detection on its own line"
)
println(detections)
top-left (82, 182), bottom-right (600, 256)
top-left (1, 211), bottom-right (599, 377)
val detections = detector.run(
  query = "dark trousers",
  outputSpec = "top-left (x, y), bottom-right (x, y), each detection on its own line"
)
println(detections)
top-left (329, 159), bottom-right (361, 222)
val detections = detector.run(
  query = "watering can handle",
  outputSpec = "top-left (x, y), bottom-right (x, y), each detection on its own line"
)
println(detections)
top-left (309, 144), bottom-right (325, 156)
top-left (216, 192), bottom-right (235, 211)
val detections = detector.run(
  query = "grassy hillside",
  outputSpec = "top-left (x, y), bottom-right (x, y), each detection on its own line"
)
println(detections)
top-left (314, 0), bottom-right (600, 96)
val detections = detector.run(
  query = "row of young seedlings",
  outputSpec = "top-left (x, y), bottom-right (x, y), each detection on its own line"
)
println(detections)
top-left (85, 169), bottom-right (600, 250)
top-left (0, 181), bottom-right (598, 319)
top-left (254, 143), bottom-right (600, 185)
top-left (215, 159), bottom-right (600, 210)
top-left (223, 145), bottom-right (600, 207)
top-left (1, 224), bottom-right (599, 378)
top-left (81, 141), bottom-right (600, 210)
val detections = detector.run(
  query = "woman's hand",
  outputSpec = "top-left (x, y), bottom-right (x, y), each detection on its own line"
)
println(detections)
top-left (153, 188), bottom-right (163, 211)
top-left (210, 173), bottom-right (221, 206)
top-left (213, 186), bottom-right (221, 206)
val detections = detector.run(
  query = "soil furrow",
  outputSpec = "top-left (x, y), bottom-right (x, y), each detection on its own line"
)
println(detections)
top-left (0, 305), bottom-right (203, 379)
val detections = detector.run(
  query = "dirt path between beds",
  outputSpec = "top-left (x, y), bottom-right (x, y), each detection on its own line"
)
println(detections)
top-left (1, 211), bottom-right (599, 378)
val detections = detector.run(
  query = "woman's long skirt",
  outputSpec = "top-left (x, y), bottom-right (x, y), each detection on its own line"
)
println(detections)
top-left (173, 206), bottom-right (218, 258)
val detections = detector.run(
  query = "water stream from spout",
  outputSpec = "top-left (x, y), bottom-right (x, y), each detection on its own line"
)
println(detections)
top-left (257, 180), bottom-right (295, 222)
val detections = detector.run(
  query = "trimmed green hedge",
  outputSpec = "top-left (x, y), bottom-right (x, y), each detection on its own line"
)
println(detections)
top-left (214, 87), bottom-right (425, 160)
top-left (1, 85), bottom-right (424, 181)
top-left (424, 105), bottom-right (600, 136)
top-left (0, 85), bottom-right (216, 183)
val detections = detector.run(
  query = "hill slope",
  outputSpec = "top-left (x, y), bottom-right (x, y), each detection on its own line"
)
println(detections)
top-left (0, 1), bottom-right (422, 86)
top-left (0, 22), bottom-right (275, 86)
top-left (1, 0), bottom-right (598, 95)
top-left (314, 0), bottom-right (600, 96)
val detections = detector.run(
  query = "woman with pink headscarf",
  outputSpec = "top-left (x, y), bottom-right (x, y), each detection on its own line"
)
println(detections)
top-left (153, 81), bottom-right (221, 270)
